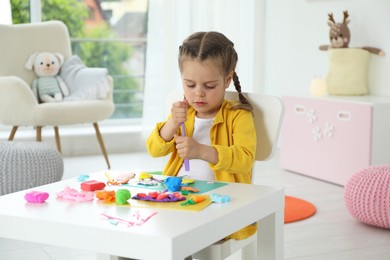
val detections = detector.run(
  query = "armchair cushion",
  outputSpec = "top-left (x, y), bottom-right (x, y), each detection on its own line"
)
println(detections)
top-left (60, 55), bottom-right (111, 101)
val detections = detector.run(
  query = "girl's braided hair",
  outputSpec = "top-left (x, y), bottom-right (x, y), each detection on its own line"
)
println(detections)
top-left (178, 32), bottom-right (253, 112)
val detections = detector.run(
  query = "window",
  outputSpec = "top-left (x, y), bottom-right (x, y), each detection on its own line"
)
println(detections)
top-left (11, 0), bottom-right (148, 120)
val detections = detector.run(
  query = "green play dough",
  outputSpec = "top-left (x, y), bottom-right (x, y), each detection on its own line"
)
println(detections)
top-left (116, 189), bottom-right (131, 205)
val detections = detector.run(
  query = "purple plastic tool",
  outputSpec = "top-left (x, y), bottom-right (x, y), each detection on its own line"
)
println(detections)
top-left (181, 122), bottom-right (190, 171)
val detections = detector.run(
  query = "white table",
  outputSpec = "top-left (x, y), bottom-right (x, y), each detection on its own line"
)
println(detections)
top-left (0, 172), bottom-right (284, 260)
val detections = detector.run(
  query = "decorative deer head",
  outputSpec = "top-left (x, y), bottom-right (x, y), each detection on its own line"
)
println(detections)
top-left (327, 11), bottom-right (350, 48)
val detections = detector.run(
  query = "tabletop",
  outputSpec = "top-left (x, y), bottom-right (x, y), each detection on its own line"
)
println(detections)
top-left (0, 171), bottom-right (284, 260)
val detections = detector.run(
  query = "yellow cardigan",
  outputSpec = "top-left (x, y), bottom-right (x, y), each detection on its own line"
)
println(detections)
top-left (146, 99), bottom-right (256, 183)
top-left (146, 99), bottom-right (257, 240)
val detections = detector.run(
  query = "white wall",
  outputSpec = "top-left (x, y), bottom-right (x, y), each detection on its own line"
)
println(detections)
top-left (4, 1), bottom-right (388, 156)
top-left (262, 0), bottom-right (390, 97)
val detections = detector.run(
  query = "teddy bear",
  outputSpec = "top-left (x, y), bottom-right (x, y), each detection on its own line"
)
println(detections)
top-left (24, 52), bottom-right (70, 103)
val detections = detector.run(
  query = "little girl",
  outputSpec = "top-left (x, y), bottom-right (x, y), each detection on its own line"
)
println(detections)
top-left (146, 31), bottom-right (257, 240)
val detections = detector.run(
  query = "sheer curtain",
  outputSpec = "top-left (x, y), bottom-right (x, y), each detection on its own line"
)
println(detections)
top-left (142, 0), bottom-right (265, 136)
top-left (0, 0), bottom-right (12, 24)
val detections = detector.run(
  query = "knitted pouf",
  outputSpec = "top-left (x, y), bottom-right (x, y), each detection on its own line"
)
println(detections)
top-left (0, 142), bottom-right (63, 195)
top-left (344, 165), bottom-right (390, 229)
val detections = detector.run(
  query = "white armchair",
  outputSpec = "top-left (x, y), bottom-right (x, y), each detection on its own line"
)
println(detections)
top-left (0, 20), bottom-right (114, 169)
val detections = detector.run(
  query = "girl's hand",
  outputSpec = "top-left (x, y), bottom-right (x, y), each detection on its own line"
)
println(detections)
top-left (159, 100), bottom-right (187, 142)
top-left (174, 135), bottom-right (218, 164)
top-left (174, 135), bottom-right (199, 160)
top-left (171, 100), bottom-right (188, 127)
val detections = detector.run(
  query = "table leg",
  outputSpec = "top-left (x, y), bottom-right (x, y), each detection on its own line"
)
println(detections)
top-left (257, 208), bottom-right (284, 260)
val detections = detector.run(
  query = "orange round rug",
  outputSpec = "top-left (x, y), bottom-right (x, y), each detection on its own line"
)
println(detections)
top-left (284, 196), bottom-right (316, 224)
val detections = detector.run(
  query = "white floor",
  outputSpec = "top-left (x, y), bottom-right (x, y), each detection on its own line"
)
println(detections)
top-left (1, 151), bottom-right (390, 260)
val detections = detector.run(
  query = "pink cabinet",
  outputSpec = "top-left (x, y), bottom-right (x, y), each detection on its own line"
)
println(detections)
top-left (280, 96), bottom-right (390, 186)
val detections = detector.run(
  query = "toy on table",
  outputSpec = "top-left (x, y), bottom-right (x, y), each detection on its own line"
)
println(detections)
top-left (96, 190), bottom-right (116, 203)
top-left (77, 174), bottom-right (89, 182)
top-left (116, 189), bottom-right (131, 205)
top-left (25, 191), bottom-right (49, 203)
top-left (24, 52), bottom-right (70, 103)
top-left (210, 193), bottom-right (230, 203)
top-left (57, 186), bottom-right (94, 202)
top-left (105, 172), bottom-right (135, 185)
top-left (181, 178), bottom-right (195, 185)
top-left (165, 176), bottom-right (182, 192)
top-left (81, 180), bottom-right (106, 191)
top-left (138, 172), bottom-right (152, 180)
top-left (180, 186), bottom-right (199, 195)
top-left (137, 172), bottom-right (166, 187)
top-left (180, 195), bottom-right (206, 206)
top-left (132, 191), bottom-right (185, 202)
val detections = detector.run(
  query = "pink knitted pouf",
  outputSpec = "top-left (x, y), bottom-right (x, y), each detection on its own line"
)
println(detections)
top-left (344, 165), bottom-right (390, 229)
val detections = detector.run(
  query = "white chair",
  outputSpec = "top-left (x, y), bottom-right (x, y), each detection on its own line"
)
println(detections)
top-left (192, 91), bottom-right (284, 260)
top-left (0, 21), bottom-right (114, 169)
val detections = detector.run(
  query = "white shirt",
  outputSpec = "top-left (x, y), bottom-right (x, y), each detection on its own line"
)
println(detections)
top-left (177, 116), bottom-right (215, 180)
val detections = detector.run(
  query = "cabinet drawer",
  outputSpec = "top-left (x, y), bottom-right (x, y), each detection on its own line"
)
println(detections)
top-left (280, 96), bottom-right (372, 185)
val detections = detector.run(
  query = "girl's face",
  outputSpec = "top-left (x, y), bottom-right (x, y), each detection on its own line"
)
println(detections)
top-left (181, 58), bottom-right (232, 119)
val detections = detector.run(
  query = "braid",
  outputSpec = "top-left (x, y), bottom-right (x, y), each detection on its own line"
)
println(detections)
top-left (178, 31), bottom-right (252, 112)
top-left (231, 72), bottom-right (253, 112)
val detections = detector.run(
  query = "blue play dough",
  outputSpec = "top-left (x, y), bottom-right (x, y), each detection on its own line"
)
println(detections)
top-left (165, 177), bottom-right (182, 192)
top-left (210, 193), bottom-right (230, 203)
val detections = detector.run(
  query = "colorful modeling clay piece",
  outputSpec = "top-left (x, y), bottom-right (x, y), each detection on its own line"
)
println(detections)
top-left (180, 195), bottom-right (206, 206)
top-left (181, 186), bottom-right (199, 193)
top-left (136, 173), bottom-right (167, 187)
top-left (116, 189), bottom-right (131, 205)
top-left (56, 186), bottom-right (94, 202)
top-left (105, 172), bottom-right (134, 185)
top-left (81, 180), bottom-right (106, 191)
top-left (77, 174), bottom-right (89, 182)
top-left (117, 172), bottom-right (135, 182)
top-left (181, 178), bottom-right (195, 185)
top-left (132, 191), bottom-right (185, 202)
top-left (210, 193), bottom-right (230, 203)
top-left (165, 177), bottom-right (182, 192)
top-left (25, 191), bottom-right (49, 203)
top-left (96, 190), bottom-right (116, 202)
top-left (138, 172), bottom-right (152, 180)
